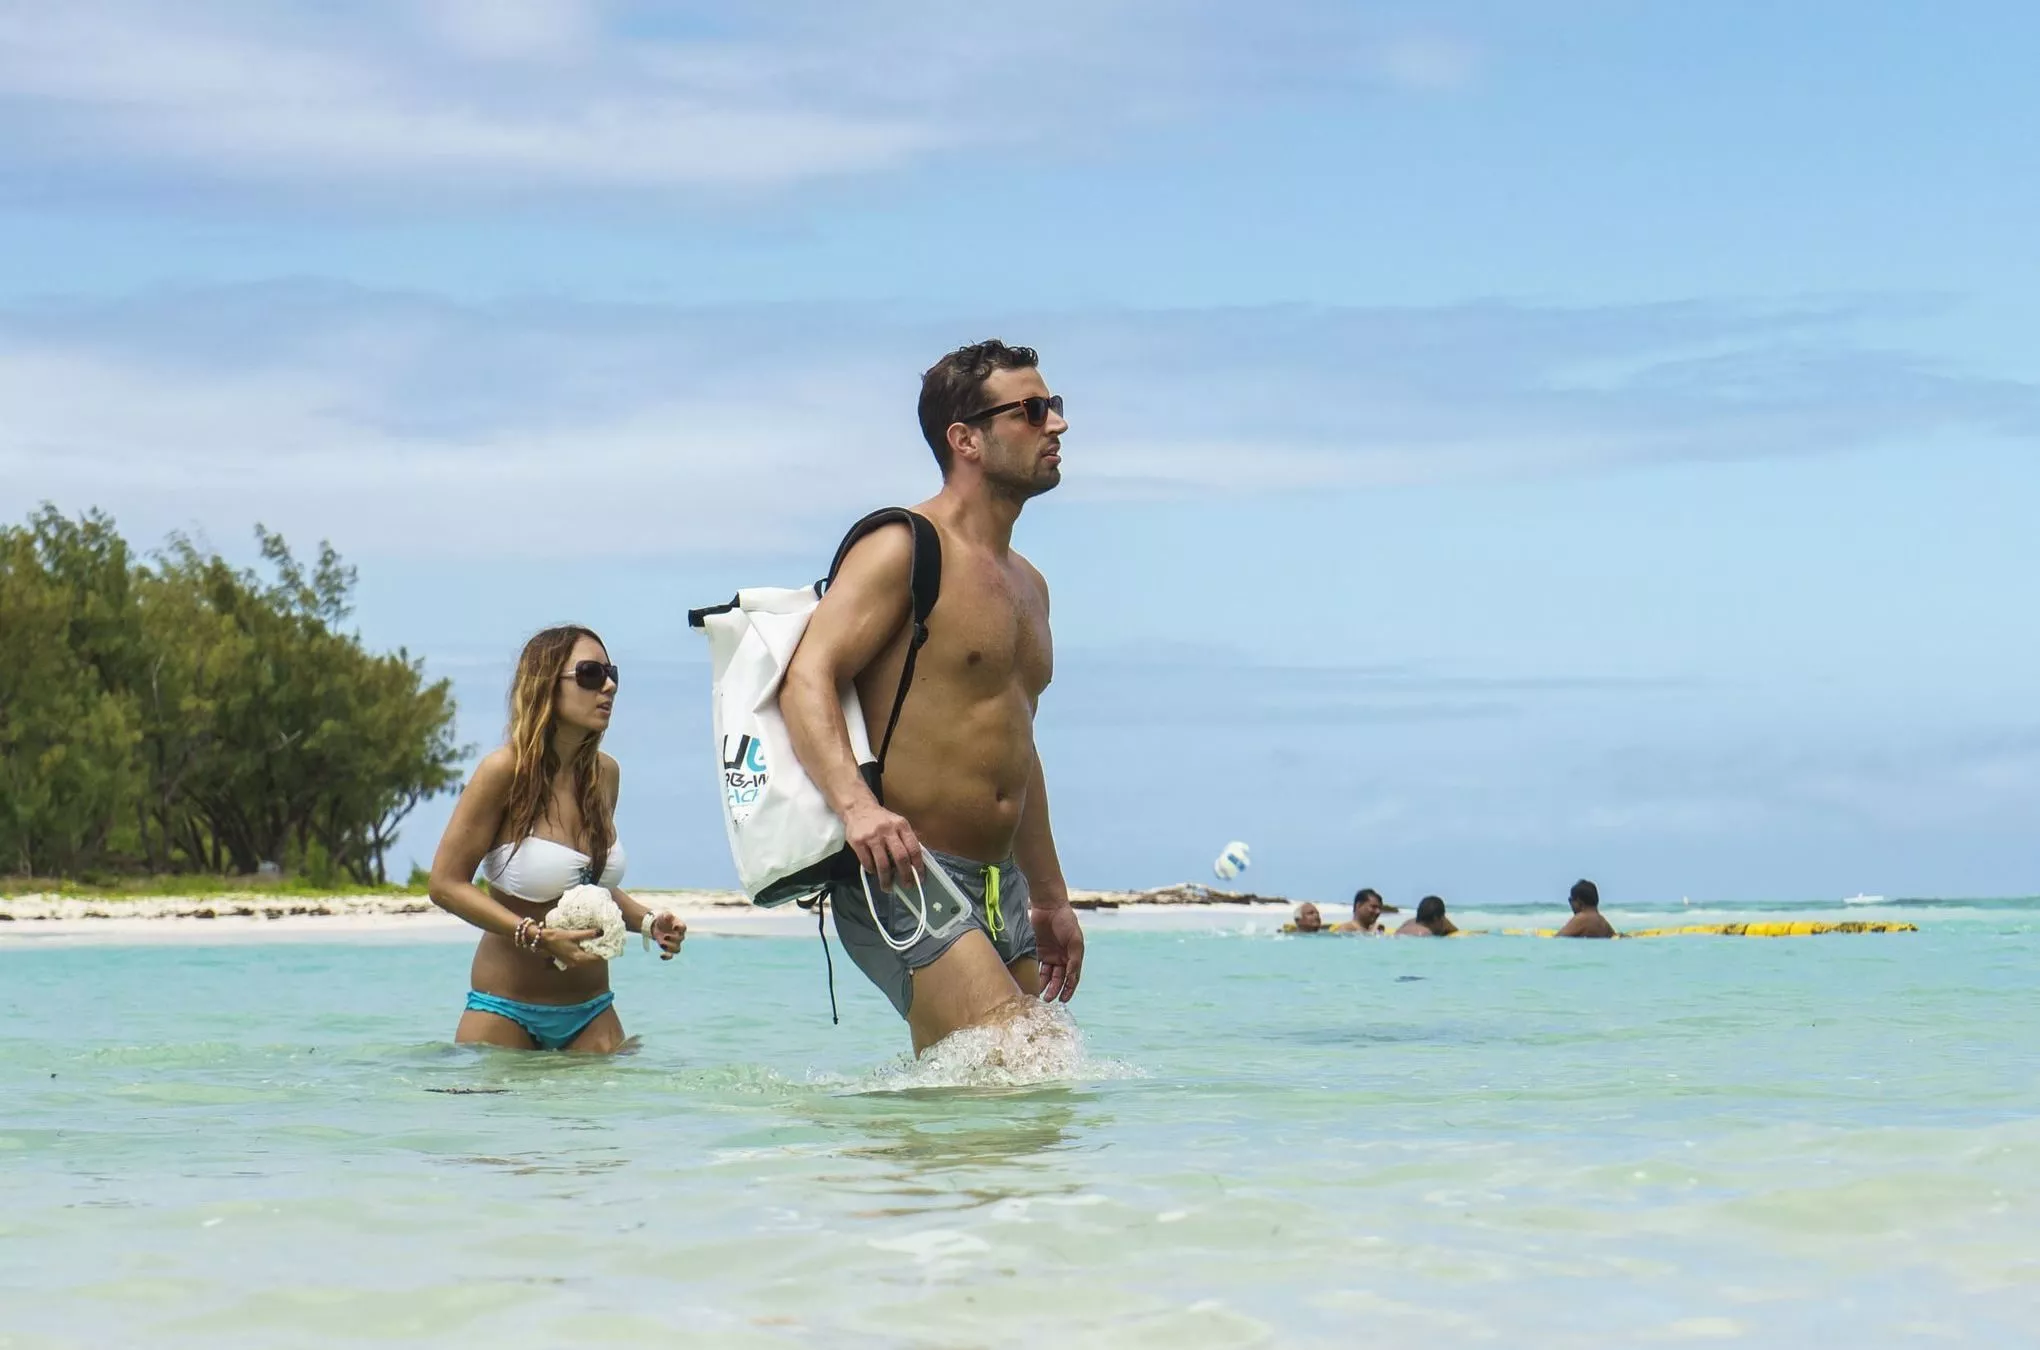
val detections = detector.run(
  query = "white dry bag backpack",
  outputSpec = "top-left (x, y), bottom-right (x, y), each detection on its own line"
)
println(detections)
top-left (687, 509), bottom-right (941, 908)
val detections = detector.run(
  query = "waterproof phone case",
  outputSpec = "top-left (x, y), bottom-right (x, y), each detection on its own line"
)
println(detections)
top-left (903, 853), bottom-right (973, 935)
top-left (857, 849), bottom-right (975, 953)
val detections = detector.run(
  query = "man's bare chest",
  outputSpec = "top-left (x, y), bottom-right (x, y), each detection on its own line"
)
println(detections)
top-left (927, 560), bottom-right (1051, 695)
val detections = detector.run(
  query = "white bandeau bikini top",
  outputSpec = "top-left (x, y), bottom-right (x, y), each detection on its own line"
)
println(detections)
top-left (481, 836), bottom-right (626, 903)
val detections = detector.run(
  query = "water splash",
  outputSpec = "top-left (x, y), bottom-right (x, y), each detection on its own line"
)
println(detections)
top-left (850, 1002), bottom-right (1143, 1093)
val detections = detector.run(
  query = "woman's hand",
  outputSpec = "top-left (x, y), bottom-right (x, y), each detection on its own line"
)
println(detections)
top-left (539, 926), bottom-right (605, 969)
top-left (645, 912), bottom-right (687, 960)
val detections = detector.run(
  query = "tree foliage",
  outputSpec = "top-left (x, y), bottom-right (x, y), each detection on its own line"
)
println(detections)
top-left (0, 506), bottom-right (467, 883)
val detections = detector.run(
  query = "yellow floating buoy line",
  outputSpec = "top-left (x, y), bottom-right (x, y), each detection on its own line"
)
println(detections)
top-left (1625, 920), bottom-right (1918, 938)
top-left (1280, 921), bottom-right (1920, 939)
top-left (1493, 921), bottom-right (1918, 939)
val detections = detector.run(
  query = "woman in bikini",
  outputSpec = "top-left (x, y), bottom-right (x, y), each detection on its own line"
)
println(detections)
top-left (428, 625), bottom-right (685, 1051)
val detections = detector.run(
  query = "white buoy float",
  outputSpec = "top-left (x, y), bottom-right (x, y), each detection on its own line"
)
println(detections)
top-left (1212, 841), bottom-right (1251, 882)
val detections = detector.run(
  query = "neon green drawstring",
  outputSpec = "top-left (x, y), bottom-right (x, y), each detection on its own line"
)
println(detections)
top-left (983, 865), bottom-right (1005, 940)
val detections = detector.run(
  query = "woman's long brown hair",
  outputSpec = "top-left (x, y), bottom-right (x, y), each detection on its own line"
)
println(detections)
top-left (502, 625), bottom-right (611, 880)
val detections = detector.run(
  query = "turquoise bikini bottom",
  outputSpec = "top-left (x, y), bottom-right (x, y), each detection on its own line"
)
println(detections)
top-left (465, 990), bottom-right (614, 1050)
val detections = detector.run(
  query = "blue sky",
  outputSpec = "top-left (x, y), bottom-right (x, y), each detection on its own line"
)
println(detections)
top-left (3, 1), bottom-right (2035, 904)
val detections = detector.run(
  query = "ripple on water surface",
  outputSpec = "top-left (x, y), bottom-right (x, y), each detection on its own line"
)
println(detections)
top-left (3, 918), bottom-right (2038, 1347)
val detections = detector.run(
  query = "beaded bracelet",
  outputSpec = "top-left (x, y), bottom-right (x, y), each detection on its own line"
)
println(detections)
top-left (512, 916), bottom-right (543, 955)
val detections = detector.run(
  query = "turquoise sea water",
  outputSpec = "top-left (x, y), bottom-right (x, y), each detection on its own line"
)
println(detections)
top-left (4, 899), bottom-right (2037, 1348)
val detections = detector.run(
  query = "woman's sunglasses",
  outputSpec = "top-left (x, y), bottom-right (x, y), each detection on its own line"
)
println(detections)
top-left (560, 661), bottom-right (619, 692)
top-left (959, 394), bottom-right (1064, 427)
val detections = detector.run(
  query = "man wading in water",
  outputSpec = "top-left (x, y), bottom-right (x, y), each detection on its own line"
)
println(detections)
top-left (781, 340), bottom-right (1085, 1053)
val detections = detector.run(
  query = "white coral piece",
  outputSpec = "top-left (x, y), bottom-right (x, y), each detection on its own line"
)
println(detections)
top-left (544, 884), bottom-right (627, 967)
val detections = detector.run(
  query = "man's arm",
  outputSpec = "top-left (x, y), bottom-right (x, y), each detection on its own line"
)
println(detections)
top-left (1012, 557), bottom-right (1083, 1001)
top-left (1013, 744), bottom-right (1069, 906)
top-left (1015, 739), bottom-right (1085, 1002)
top-left (779, 523), bottom-right (922, 888)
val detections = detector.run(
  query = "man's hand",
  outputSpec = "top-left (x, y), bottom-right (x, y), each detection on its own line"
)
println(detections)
top-left (1031, 902), bottom-right (1085, 1002)
top-left (645, 912), bottom-right (687, 960)
top-left (843, 799), bottom-right (923, 890)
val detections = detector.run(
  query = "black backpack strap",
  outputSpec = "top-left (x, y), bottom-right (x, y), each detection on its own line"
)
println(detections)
top-left (822, 509), bottom-right (941, 801)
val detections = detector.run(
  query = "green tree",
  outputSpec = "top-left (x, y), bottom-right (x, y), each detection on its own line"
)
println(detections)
top-left (131, 547), bottom-right (254, 872)
top-left (144, 526), bottom-right (469, 882)
top-left (1, 505), bottom-right (468, 884)
top-left (0, 513), bottom-right (144, 875)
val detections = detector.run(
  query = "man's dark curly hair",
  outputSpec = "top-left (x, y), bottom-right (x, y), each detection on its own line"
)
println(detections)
top-left (918, 339), bottom-right (1040, 474)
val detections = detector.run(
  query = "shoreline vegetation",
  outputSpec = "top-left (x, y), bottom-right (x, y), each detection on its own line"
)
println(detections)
top-left (2, 507), bottom-right (465, 888)
top-left (0, 881), bottom-right (1291, 924)
top-left (0, 873), bottom-right (429, 901)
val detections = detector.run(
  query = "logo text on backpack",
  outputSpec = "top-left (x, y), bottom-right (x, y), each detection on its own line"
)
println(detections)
top-left (722, 733), bottom-right (769, 820)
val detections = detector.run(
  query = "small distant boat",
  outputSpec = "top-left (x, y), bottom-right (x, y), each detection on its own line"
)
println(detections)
top-left (1842, 893), bottom-right (1887, 906)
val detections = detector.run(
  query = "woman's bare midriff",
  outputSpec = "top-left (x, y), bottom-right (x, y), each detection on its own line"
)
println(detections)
top-left (467, 889), bottom-right (614, 1004)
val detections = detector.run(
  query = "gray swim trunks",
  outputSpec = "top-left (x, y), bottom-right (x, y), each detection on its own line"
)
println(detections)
top-left (829, 848), bottom-right (1038, 1018)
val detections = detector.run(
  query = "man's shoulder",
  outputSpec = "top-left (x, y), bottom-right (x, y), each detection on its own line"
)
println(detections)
top-left (828, 516), bottom-right (917, 591)
top-left (840, 512), bottom-right (918, 553)
top-left (1012, 549), bottom-right (1049, 593)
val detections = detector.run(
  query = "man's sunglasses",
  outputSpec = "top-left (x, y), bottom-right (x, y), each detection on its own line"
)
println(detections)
top-left (561, 661), bottom-right (619, 692)
top-left (958, 394), bottom-right (1064, 427)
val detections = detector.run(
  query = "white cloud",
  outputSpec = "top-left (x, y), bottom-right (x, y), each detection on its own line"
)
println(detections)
top-left (2, 286), bottom-right (2032, 559)
top-left (418, 0), bottom-right (599, 62)
top-left (0, 2), bottom-right (939, 190)
top-left (0, 340), bottom-right (912, 556)
top-left (0, 1), bottom-right (1487, 195)
top-left (1372, 35), bottom-right (1483, 93)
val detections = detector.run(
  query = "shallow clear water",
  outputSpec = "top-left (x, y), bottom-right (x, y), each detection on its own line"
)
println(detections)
top-left (4, 901), bottom-right (2038, 1347)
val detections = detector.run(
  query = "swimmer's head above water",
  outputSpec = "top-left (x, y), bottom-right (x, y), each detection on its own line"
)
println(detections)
top-left (1569, 879), bottom-right (1600, 913)
top-left (1352, 888), bottom-right (1384, 930)
top-left (1291, 902), bottom-right (1324, 933)
top-left (1397, 894), bottom-right (1456, 937)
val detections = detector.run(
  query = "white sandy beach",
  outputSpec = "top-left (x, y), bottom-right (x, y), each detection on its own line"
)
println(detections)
top-left (0, 884), bottom-right (1290, 946)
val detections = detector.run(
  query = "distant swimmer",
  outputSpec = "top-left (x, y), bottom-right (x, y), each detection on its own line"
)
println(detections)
top-left (1287, 902), bottom-right (1326, 933)
top-left (1395, 895), bottom-right (1458, 937)
top-left (1334, 888), bottom-right (1386, 934)
top-left (1555, 879), bottom-right (1617, 938)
